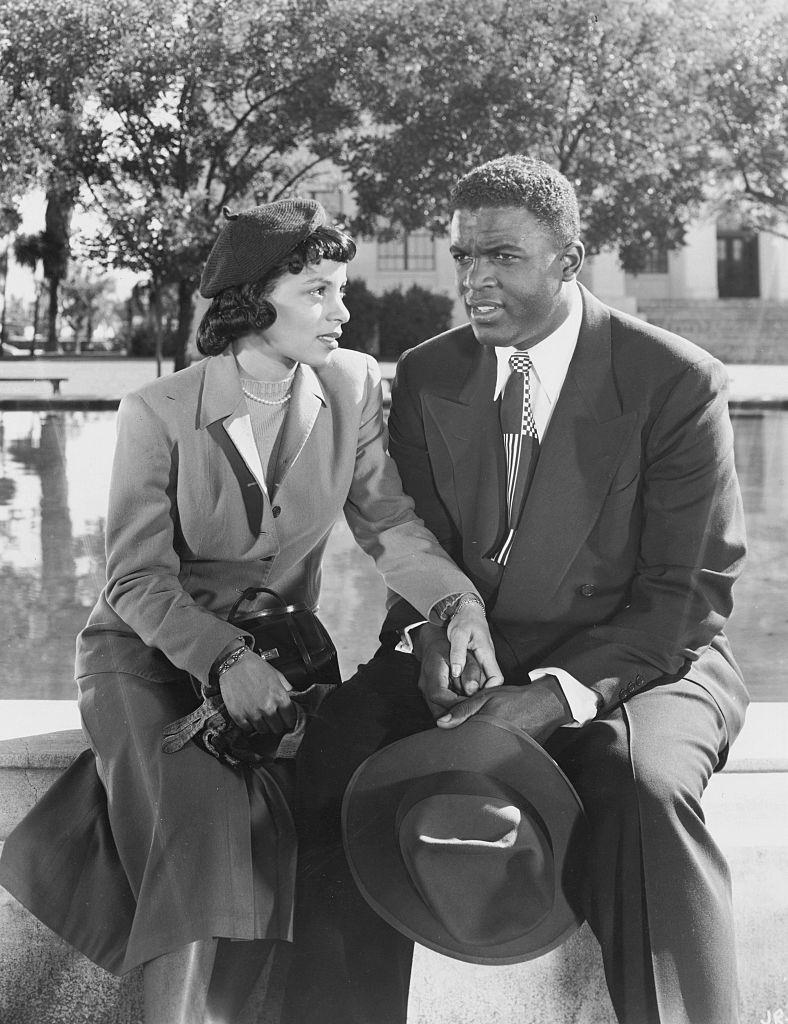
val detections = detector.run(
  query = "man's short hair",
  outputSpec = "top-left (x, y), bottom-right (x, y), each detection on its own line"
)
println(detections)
top-left (450, 156), bottom-right (580, 246)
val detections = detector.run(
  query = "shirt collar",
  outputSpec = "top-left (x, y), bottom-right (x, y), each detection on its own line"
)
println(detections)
top-left (493, 282), bottom-right (583, 401)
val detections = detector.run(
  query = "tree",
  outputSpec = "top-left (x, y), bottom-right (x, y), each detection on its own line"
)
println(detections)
top-left (1, 14), bottom-right (57, 352)
top-left (60, 268), bottom-right (116, 352)
top-left (0, 78), bottom-right (53, 211)
top-left (338, 0), bottom-right (719, 271)
top-left (1, 0), bottom-right (120, 350)
top-left (12, 232), bottom-right (47, 349)
top-left (1, 9), bottom-right (56, 212)
top-left (703, 4), bottom-right (788, 234)
top-left (77, 0), bottom-right (363, 369)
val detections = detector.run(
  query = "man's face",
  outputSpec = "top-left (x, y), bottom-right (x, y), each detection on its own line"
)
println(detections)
top-left (450, 206), bottom-right (579, 349)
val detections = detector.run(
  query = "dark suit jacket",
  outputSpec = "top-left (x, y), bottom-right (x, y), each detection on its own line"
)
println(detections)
top-left (385, 285), bottom-right (748, 744)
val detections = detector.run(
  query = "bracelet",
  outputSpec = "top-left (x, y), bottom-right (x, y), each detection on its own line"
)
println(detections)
top-left (217, 644), bottom-right (250, 678)
top-left (445, 593), bottom-right (485, 620)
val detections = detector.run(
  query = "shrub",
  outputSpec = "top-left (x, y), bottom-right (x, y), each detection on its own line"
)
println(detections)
top-left (341, 278), bottom-right (380, 354)
top-left (377, 284), bottom-right (454, 359)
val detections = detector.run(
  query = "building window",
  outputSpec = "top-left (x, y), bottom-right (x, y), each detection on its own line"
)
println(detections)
top-left (640, 246), bottom-right (668, 274)
top-left (306, 188), bottom-right (346, 220)
top-left (717, 231), bottom-right (759, 298)
top-left (377, 230), bottom-right (436, 271)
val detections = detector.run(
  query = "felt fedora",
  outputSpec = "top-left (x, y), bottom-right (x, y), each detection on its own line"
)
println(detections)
top-left (342, 714), bottom-right (586, 965)
top-left (200, 198), bottom-right (327, 297)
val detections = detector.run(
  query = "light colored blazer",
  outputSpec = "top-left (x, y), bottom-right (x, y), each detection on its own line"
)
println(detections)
top-left (386, 286), bottom-right (749, 745)
top-left (77, 346), bottom-right (478, 685)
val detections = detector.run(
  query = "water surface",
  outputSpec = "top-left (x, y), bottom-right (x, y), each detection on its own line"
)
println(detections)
top-left (0, 409), bottom-right (783, 701)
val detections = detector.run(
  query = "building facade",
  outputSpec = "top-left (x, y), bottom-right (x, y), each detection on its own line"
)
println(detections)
top-left (312, 177), bottom-right (788, 362)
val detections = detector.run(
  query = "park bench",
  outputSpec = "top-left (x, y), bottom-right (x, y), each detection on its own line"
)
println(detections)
top-left (1, 698), bottom-right (786, 1024)
top-left (0, 376), bottom-right (68, 394)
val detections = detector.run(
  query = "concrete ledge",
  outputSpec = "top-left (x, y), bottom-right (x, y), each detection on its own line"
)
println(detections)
top-left (1, 700), bottom-right (787, 1023)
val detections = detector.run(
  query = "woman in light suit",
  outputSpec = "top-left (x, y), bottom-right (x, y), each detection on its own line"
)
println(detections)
top-left (0, 199), bottom-right (502, 1024)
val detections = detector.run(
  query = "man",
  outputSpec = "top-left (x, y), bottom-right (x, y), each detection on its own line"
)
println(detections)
top-left (282, 156), bottom-right (748, 1024)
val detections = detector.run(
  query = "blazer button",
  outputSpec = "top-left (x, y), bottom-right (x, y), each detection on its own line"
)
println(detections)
top-left (271, 505), bottom-right (281, 518)
top-left (577, 584), bottom-right (597, 598)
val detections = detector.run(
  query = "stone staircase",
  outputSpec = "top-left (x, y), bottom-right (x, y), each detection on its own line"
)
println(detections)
top-left (636, 299), bottom-right (788, 363)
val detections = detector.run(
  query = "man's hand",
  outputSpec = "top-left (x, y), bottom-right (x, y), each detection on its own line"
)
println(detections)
top-left (435, 676), bottom-right (574, 745)
top-left (413, 621), bottom-right (502, 720)
top-left (219, 653), bottom-right (296, 736)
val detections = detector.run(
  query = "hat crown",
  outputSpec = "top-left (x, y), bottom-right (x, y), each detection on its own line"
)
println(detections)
top-left (200, 198), bottom-right (328, 298)
top-left (397, 779), bottom-right (554, 948)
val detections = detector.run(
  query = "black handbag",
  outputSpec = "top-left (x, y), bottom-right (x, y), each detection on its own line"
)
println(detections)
top-left (227, 586), bottom-right (340, 692)
top-left (162, 587), bottom-right (340, 769)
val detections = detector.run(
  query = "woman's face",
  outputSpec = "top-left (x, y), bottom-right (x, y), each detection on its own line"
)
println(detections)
top-left (255, 259), bottom-right (350, 371)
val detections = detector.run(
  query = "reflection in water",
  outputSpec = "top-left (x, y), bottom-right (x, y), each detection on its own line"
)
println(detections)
top-left (728, 410), bottom-right (788, 699)
top-left (0, 409), bottom-right (784, 701)
top-left (0, 413), bottom-right (108, 699)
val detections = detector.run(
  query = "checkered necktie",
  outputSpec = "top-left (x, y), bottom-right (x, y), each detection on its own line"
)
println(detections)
top-left (489, 352), bottom-right (539, 565)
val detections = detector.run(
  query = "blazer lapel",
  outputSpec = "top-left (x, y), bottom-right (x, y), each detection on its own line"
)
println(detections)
top-left (198, 349), bottom-right (267, 533)
top-left (495, 288), bottom-right (639, 612)
top-left (271, 363), bottom-right (325, 494)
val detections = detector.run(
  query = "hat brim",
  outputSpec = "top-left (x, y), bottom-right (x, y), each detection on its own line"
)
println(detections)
top-left (342, 713), bottom-right (586, 965)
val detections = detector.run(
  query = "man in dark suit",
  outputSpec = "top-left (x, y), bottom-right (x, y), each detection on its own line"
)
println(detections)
top-left (283, 156), bottom-right (748, 1024)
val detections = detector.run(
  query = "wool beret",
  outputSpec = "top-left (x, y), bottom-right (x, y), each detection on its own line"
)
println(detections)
top-left (200, 198), bottom-right (328, 298)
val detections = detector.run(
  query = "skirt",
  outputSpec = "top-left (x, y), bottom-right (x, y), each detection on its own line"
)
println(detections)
top-left (0, 669), bottom-right (296, 976)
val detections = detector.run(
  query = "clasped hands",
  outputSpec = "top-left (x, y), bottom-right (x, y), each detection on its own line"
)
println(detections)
top-left (414, 606), bottom-right (572, 745)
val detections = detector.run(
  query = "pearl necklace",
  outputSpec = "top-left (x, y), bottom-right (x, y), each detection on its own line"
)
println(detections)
top-left (240, 371), bottom-right (296, 406)
top-left (241, 385), bottom-right (292, 406)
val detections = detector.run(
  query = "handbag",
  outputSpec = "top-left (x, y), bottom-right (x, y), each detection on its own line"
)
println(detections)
top-left (162, 587), bottom-right (340, 768)
top-left (226, 586), bottom-right (340, 692)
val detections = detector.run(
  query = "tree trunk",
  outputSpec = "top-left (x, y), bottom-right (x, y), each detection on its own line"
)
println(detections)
top-left (148, 284), bottom-right (164, 378)
top-left (0, 247), bottom-right (7, 356)
top-left (31, 279), bottom-right (42, 357)
top-left (46, 274), bottom-right (60, 352)
top-left (174, 278), bottom-right (197, 372)
top-left (41, 189), bottom-right (75, 353)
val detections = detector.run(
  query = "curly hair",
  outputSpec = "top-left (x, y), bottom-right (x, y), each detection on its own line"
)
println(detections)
top-left (196, 224), bottom-right (357, 356)
top-left (450, 156), bottom-right (580, 246)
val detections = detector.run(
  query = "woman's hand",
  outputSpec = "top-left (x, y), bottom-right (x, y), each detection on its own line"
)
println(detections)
top-left (219, 652), bottom-right (296, 736)
top-left (445, 601), bottom-right (504, 689)
top-left (413, 608), bottom-right (503, 720)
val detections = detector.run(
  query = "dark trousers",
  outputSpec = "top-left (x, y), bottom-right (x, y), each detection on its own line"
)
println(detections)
top-left (281, 647), bottom-right (740, 1024)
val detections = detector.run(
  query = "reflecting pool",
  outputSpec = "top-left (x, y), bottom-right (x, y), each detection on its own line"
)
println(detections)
top-left (0, 409), bottom-right (784, 701)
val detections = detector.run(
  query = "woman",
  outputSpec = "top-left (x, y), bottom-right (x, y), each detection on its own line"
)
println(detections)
top-left (0, 199), bottom-right (501, 1024)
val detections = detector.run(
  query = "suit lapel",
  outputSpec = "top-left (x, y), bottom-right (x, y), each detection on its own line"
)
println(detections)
top-left (494, 288), bottom-right (639, 612)
top-left (272, 363), bottom-right (325, 494)
top-left (422, 335), bottom-right (507, 583)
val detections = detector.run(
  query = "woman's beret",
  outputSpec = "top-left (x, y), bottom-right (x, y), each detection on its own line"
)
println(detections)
top-left (200, 198), bottom-right (328, 298)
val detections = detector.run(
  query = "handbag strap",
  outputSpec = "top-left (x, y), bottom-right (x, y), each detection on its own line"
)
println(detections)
top-left (228, 586), bottom-right (290, 621)
top-left (229, 586), bottom-right (319, 682)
